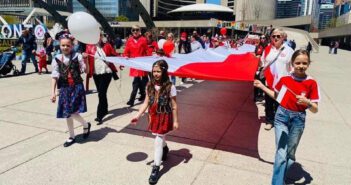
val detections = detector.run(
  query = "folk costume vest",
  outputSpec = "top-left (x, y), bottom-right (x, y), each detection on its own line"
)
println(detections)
top-left (56, 54), bottom-right (83, 87)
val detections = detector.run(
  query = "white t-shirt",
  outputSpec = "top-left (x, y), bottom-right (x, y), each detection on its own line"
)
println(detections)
top-left (51, 53), bottom-right (85, 78)
top-left (261, 45), bottom-right (294, 85)
top-left (94, 47), bottom-right (112, 75)
top-left (154, 84), bottom-right (177, 97)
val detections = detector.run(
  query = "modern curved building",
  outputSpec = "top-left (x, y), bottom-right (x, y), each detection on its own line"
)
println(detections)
top-left (152, 0), bottom-right (275, 21)
top-left (153, 0), bottom-right (197, 20)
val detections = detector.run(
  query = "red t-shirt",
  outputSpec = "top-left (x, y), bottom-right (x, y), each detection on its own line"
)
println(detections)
top-left (274, 75), bottom-right (320, 112)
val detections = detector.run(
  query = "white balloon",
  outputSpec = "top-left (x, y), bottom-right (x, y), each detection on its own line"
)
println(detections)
top-left (157, 39), bottom-right (166, 49)
top-left (68, 12), bottom-right (100, 44)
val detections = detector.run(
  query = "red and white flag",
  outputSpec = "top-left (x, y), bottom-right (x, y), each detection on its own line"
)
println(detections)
top-left (105, 44), bottom-right (259, 81)
top-left (276, 85), bottom-right (297, 104)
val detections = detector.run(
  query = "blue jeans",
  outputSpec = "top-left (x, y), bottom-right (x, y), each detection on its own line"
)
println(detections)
top-left (21, 50), bottom-right (38, 74)
top-left (272, 106), bottom-right (306, 185)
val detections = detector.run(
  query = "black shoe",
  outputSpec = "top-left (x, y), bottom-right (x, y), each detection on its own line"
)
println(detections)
top-left (126, 100), bottom-right (134, 107)
top-left (149, 165), bottom-right (160, 185)
top-left (63, 137), bottom-right (75, 147)
top-left (162, 145), bottom-right (169, 161)
top-left (83, 122), bottom-right (91, 139)
top-left (94, 117), bottom-right (103, 125)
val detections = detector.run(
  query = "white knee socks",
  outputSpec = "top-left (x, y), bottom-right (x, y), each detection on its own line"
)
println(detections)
top-left (154, 135), bottom-right (167, 166)
top-left (65, 114), bottom-right (89, 138)
top-left (66, 117), bottom-right (75, 138)
top-left (71, 113), bottom-right (89, 128)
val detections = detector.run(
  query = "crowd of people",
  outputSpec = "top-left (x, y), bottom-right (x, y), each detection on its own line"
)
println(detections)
top-left (11, 25), bottom-right (321, 185)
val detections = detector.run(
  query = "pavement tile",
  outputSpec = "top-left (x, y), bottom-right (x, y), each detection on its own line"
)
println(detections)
top-left (0, 108), bottom-right (68, 132)
top-left (0, 131), bottom-right (66, 174)
top-left (0, 121), bottom-right (47, 149)
top-left (192, 163), bottom-right (270, 185)
top-left (0, 136), bottom-right (204, 185)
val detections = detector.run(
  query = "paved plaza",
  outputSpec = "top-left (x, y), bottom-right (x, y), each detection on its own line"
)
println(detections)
top-left (0, 46), bottom-right (351, 185)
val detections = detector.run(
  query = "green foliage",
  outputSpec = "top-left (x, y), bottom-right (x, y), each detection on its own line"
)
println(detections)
top-left (115, 15), bottom-right (129, 22)
top-left (2, 15), bottom-right (19, 24)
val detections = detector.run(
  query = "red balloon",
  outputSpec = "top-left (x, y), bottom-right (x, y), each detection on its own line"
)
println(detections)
top-left (220, 27), bottom-right (227, 35)
top-left (163, 41), bottom-right (175, 56)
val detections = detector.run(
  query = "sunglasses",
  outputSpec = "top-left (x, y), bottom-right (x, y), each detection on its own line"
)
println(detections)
top-left (271, 35), bottom-right (281, 39)
top-left (131, 29), bottom-right (140, 32)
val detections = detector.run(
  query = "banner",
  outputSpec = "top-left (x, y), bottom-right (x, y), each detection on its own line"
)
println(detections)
top-left (105, 44), bottom-right (259, 81)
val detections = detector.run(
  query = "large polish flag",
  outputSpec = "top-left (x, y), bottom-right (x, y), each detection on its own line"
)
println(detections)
top-left (105, 44), bottom-right (259, 81)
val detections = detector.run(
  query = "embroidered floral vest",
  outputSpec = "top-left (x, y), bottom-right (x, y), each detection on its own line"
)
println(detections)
top-left (148, 91), bottom-right (172, 114)
top-left (56, 54), bottom-right (83, 86)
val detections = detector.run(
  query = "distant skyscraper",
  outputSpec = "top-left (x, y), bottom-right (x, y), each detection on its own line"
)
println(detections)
top-left (318, 0), bottom-right (334, 30)
top-left (72, 0), bottom-right (118, 20)
top-left (276, 0), bottom-right (303, 18)
top-left (118, 0), bottom-right (139, 21)
top-left (301, 0), bottom-right (314, 15)
top-left (276, 0), bottom-right (315, 17)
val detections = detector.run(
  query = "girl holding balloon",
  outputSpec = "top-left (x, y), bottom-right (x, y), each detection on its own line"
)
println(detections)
top-left (50, 34), bottom-right (91, 147)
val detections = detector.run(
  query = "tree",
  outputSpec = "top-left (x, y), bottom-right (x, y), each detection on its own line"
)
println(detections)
top-left (115, 15), bottom-right (129, 22)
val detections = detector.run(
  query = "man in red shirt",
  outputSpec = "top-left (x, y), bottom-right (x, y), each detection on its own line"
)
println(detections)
top-left (123, 25), bottom-right (149, 107)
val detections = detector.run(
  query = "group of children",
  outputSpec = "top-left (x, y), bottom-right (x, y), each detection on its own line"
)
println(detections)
top-left (51, 33), bottom-right (179, 184)
top-left (51, 29), bottom-right (320, 185)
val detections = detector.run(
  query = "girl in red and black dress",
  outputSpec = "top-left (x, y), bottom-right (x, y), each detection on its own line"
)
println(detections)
top-left (131, 60), bottom-right (179, 185)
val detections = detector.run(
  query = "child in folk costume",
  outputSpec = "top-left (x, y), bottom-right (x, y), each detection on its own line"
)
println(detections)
top-left (131, 60), bottom-right (179, 185)
top-left (50, 34), bottom-right (91, 147)
top-left (34, 48), bottom-right (48, 74)
top-left (254, 49), bottom-right (320, 185)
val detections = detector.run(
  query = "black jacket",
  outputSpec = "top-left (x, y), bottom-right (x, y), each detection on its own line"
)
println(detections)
top-left (15, 34), bottom-right (37, 52)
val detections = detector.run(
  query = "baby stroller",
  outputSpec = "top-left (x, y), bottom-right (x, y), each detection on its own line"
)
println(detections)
top-left (0, 48), bottom-right (20, 76)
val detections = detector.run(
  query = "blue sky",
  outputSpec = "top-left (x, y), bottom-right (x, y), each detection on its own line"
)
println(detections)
top-left (206, 0), bottom-right (221, 5)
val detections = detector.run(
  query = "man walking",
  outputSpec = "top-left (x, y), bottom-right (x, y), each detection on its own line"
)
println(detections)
top-left (14, 29), bottom-right (38, 74)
